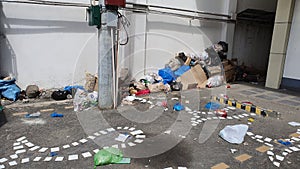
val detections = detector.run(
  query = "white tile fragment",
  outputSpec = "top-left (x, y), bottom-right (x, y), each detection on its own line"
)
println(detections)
top-left (13, 145), bottom-right (24, 150)
top-left (21, 158), bottom-right (29, 163)
top-left (273, 161), bottom-right (280, 167)
top-left (136, 135), bottom-right (146, 139)
top-left (93, 149), bottom-right (99, 153)
top-left (282, 152), bottom-right (288, 156)
top-left (82, 152), bottom-right (92, 158)
top-left (276, 155), bottom-right (284, 161)
top-left (131, 130), bottom-right (143, 135)
top-left (0, 164), bottom-right (4, 169)
top-left (242, 113), bottom-right (249, 117)
top-left (129, 127), bottom-right (136, 131)
top-left (255, 135), bottom-right (263, 139)
top-left (191, 123), bottom-right (197, 126)
top-left (265, 143), bottom-right (274, 147)
top-left (8, 161), bottom-right (17, 166)
top-left (0, 158), bottom-right (8, 163)
top-left (21, 140), bottom-right (28, 144)
top-left (256, 139), bottom-right (264, 143)
top-left (63, 145), bottom-right (70, 149)
top-left (264, 137), bottom-right (272, 142)
top-left (106, 128), bottom-right (115, 132)
top-left (121, 143), bottom-right (126, 148)
top-left (134, 139), bottom-right (144, 143)
top-left (99, 130), bottom-right (108, 134)
top-left (72, 142), bottom-right (79, 146)
top-left (50, 147), bottom-right (60, 152)
top-left (128, 142), bottom-right (136, 147)
top-left (233, 116), bottom-right (239, 119)
top-left (227, 116), bottom-right (233, 120)
top-left (117, 127), bottom-right (122, 130)
top-left (207, 117), bottom-right (212, 120)
top-left (290, 146), bottom-right (300, 151)
top-left (285, 149), bottom-right (293, 153)
top-left (87, 136), bottom-right (96, 140)
top-left (164, 167), bottom-right (173, 169)
top-left (33, 157), bottom-right (42, 162)
top-left (291, 137), bottom-right (300, 141)
top-left (79, 139), bottom-right (88, 144)
top-left (38, 148), bottom-right (48, 153)
top-left (123, 127), bottom-right (129, 130)
top-left (16, 136), bottom-right (26, 142)
top-left (15, 149), bottom-right (26, 154)
top-left (267, 151), bottom-right (274, 156)
top-left (29, 146), bottom-right (40, 151)
top-left (44, 157), bottom-right (52, 162)
top-left (250, 113), bottom-right (256, 116)
top-left (13, 142), bottom-right (20, 146)
top-left (178, 167), bottom-right (187, 169)
top-left (94, 132), bottom-right (100, 136)
top-left (55, 157), bottom-right (64, 161)
top-left (68, 155), bottom-right (78, 161)
top-left (112, 145), bottom-right (118, 149)
top-left (10, 154), bottom-right (18, 159)
top-left (269, 156), bottom-right (274, 162)
top-left (103, 146), bottom-right (109, 149)
top-left (238, 115), bottom-right (244, 118)
top-left (25, 142), bottom-right (34, 147)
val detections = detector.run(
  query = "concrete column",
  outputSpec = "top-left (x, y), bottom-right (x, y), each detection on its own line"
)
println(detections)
top-left (265, 0), bottom-right (295, 89)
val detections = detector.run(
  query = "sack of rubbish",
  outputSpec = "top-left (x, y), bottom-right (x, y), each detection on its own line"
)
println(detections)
top-left (0, 78), bottom-right (21, 101)
top-left (51, 90), bottom-right (69, 101)
top-left (206, 75), bottom-right (224, 88)
top-left (73, 89), bottom-right (98, 111)
top-left (25, 85), bottom-right (40, 98)
top-left (219, 124), bottom-right (248, 144)
top-left (94, 147), bottom-right (123, 168)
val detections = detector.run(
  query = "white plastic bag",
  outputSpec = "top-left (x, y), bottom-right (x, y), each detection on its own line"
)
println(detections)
top-left (219, 124), bottom-right (248, 144)
top-left (73, 89), bottom-right (98, 111)
top-left (207, 75), bottom-right (224, 88)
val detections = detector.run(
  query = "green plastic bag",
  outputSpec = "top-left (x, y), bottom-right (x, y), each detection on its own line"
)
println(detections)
top-left (94, 148), bottom-right (123, 168)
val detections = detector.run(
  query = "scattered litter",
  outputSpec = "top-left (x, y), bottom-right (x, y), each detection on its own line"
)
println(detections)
top-left (115, 134), bottom-right (130, 142)
top-left (219, 124), bottom-right (248, 144)
top-left (173, 103), bottom-right (185, 111)
top-left (94, 148), bottom-right (123, 167)
top-left (21, 158), bottom-right (29, 163)
top-left (248, 118), bottom-right (254, 123)
top-left (55, 157), bottom-right (64, 161)
top-left (68, 154), bottom-right (78, 161)
top-left (33, 157), bottom-right (42, 162)
top-left (73, 89), bottom-right (98, 111)
top-left (82, 152), bottom-right (92, 158)
top-left (205, 102), bottom-right (220, 110)
top-left (230, 149), bottom-right (238, 153)
top-left (277, 140), bottom-right (292, 146)
top-left (8, 161), bottom-right (17, 166)
top-left (50, 152), bottom-right (58, 157)
top-left (288, 122), bottom-right (300, 127)
top-left (44, 157), bottom-right (52, 162)
top-left (50, 112), bottom-right (64, 118)
top-left (25, 112), bottom-right (41, 118)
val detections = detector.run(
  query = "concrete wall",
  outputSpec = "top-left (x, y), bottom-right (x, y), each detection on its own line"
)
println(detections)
top-left (0, 0), bottom-right (235, 89)
top-left (283, 0), bottom-right (300, 80)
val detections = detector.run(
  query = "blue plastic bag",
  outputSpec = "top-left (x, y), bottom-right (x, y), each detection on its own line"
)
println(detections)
top-left (174, 65), bottom-right (190, 77)
top-left (173, 103), bottom-right (185, 111)
top-left (0, 79), bottom-right (20, 101)
top-left (205, 102), bottom-right (220, 110)
top-left (158, 67), bottom-right (176, 84)
top-left (64, 85), bottom-right (84, 94)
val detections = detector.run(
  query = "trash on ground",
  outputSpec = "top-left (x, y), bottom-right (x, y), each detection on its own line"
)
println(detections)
top-left (230, 149), bottom-right (238, 153)
top-left (94, 147), bottom-right (123, 167)
top-left (64, 85), bottom-right (84, 94)
top-left (206, 75), bottom-right (224, 88)
top-left (51, 112), bottom-right (64, 118)
top-left (219, 124), bottom-right (249, 144)
top-left (25, 85), bottom-right (40, 98)
top-left (50, 152), bottom-right (58, 157)
top-left (248, 118), bottom-right (255, 123)
top-left (277, 139), bottom-right (292, 146)
top-left (25, 112), bottom-right (41, 118)
top-left (51, 90), bottom-right (69, 101)
top-left (288, 122), bottom-right (300, 127)
top-left (205, 102), bottom-right (220, 110)
top-left (73, 89), bottom-right (98, 111)
top-left (115, 133), bottom-right (130, 142)
top-left (173, 103), bottom-right (185, 111)
top-left (215, 109), bottom-right (227, 118)
top-left (85, 72), bottom-right (98, 92)
top-left (0, 78), bottom-right (21, 101)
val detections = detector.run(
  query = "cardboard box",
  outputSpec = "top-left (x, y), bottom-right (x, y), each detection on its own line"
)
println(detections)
top-left (177, 64), bottom-right (207, 90)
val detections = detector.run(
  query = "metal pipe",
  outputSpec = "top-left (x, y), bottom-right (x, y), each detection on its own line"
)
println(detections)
top-left (126, 2), bottom-right (231, 19)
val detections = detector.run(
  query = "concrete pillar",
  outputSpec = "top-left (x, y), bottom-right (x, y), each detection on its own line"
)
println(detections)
top-left (265, 0), bottom-right (295, 89)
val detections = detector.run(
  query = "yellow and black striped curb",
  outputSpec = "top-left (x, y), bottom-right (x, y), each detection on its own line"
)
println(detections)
top-left (213, 96), bottom-right (277, 117)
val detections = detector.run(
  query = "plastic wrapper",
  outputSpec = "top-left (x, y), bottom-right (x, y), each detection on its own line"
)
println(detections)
top-left (73, 89), bottom-right (98, 111)
top-left (94, 148), bottom-right (123, 168)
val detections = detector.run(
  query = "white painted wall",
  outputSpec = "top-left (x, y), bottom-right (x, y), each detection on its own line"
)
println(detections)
top-left (0, 1), bottom-right (98, 89)
top-left (237, 0), bottom-right (278, 13)
top-left (283, 0), bottom-right (300, 80)
top-left (0, 0), bottom-right (236, 89)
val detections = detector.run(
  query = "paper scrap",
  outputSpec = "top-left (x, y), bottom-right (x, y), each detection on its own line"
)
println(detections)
top-left (267, 151), bottom-right (274, 156)
top-left (276, 155), bottom-right (284, 161)
top-left (13, 142), bottom-right (20, 146)
top-left (264, 137), bottom-right (272, 142)
top-left (273, 161), bottom-right (280, 167)
top-left (99, 130), bottom-right (108, 134)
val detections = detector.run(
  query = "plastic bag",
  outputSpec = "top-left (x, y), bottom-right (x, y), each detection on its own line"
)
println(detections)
top-left (206, 75), bottom-right (224, 88)
top-left (219, 124), bottom-right (248, 144)
top-left (0, 79), bottom-right (20, 101)
top-left (94, 148), bottom-right (123, 168)
top-left (158, 67), bottom-right (176, 84)
top-left (174, 65), bottom-right (190, 77)
top-left (73, 89), bottom-right (98, 111)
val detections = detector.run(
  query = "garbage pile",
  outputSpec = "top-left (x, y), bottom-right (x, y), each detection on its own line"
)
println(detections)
top-left (123, 42), bottom-right (229, 104)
